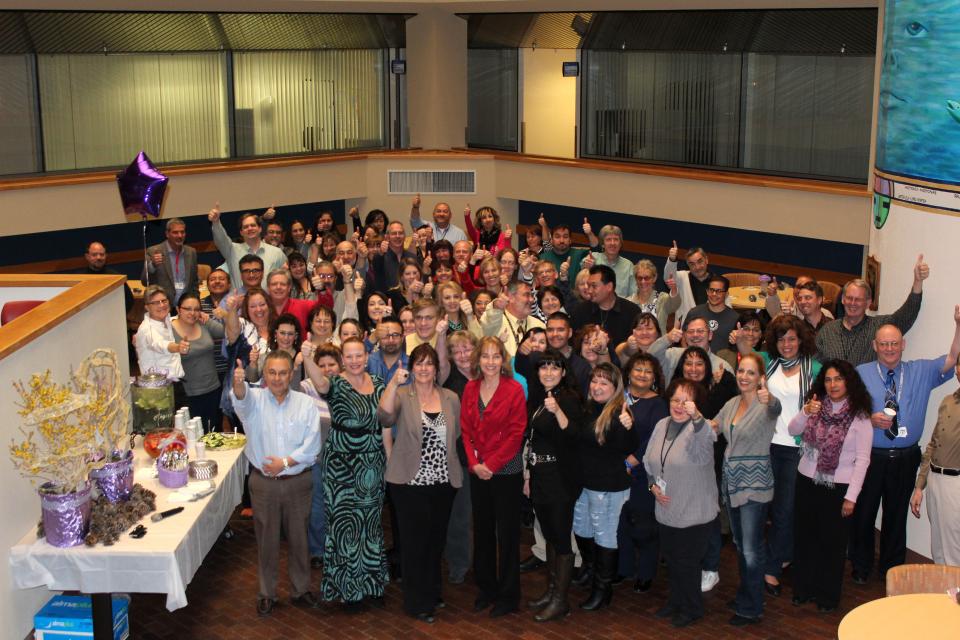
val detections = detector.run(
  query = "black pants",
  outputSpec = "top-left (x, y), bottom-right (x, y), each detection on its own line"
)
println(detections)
top-left (533, 498), bottom-right (576, 555)
top-left (618, 497), bottom-right (659, 581)
top-left (850, 445), bottom-right (921, 577)
top-left (794, 473), bottom-right (850, 609)
top-left (390, 482), bottom-right (456, 616)
top-left (659, 519), bottom-right (712, 619)
top-left (471, 472), bottom-right (523, 607)
top-left (186, 386), bottom-right (222, 434)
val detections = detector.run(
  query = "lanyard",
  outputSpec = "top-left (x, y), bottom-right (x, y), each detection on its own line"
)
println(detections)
top-left (876, 362), bottom-right (904, 407)
top-left (659, 421), bottom-right (685, 472)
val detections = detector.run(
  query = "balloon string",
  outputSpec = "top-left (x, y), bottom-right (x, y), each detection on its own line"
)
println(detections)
top-left (142, 219), bottom-right (150, 288)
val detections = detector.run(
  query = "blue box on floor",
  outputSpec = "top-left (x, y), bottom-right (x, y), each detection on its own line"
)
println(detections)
top-left (34, 595), bottom-right (129, 640)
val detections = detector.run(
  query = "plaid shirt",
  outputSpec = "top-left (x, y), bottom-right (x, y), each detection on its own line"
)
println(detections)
top-left (815, 291), bottom-right (922, 366)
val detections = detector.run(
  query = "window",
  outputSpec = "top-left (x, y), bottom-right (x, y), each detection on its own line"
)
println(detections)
top-left (467, 49), bottom-right (519, 151)
top-left (0, 55), bottom-right (42, 175)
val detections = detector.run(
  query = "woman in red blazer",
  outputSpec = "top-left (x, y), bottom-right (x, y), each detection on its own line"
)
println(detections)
top-left (461, 336), bottom-right (527, 618)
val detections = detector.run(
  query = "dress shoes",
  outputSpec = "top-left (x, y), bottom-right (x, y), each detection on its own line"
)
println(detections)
top-left (729, 613), bottom-right (761, 626)
top-left (414, 612), bottom-right (435, 623)
top-left (256, 598), bottom-right (276, 616)
top-left (520, 555), bottom-right (545, 573)
top-left (473, 595), bottom-right (494, 612)
top-left (291, 591), bottom-right (321, 609)
top-left (489, 602), bottom-right (517, 618)
top-left (633, 579), bottom-right (652, 593)
top-left (851, 572), bottom-right (868, 585)
top-left (765, 581), bottom-right (781, 597)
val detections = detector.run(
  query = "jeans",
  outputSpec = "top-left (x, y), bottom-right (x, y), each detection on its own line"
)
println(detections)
top-left (307, 462), bottom-right (326, 558)
top-left (765, 443), bottom-right (800, 578)
top-left (728, 500), bottom-right (769, 618)
top-left (573, 489), bottom-right (630, 549)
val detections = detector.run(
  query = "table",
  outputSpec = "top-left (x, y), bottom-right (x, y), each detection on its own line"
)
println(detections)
top-left (9, 439), bottom-right (246, 615)
top-left (728, 285), bottom-right (793, 311)
top-left (838, 593), bottom-right (960, 639)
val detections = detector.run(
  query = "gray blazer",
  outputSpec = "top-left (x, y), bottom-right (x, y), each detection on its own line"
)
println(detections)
top-left (143, 241), bottom-right (199, 304)
top-left (380, 385), bottom-right (463, 488)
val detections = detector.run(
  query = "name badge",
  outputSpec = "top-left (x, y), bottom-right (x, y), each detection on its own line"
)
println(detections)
top-left (897, 426), bottom-right (908, 439)
top-left (655, 476), bottom-right (667, 494)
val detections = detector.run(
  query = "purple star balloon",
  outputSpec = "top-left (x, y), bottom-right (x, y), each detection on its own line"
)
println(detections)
top-left (116, 151), bottom-right (168, 218)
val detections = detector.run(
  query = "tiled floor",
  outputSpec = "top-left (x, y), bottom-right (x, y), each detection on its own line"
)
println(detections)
top-left (129, 512), bottom-right (887, 639)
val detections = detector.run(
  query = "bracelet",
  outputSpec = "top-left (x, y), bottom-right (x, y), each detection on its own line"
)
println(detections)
top-left (282, 457), bottom-right (290, 471)
top-left (624, 459), bottom-right (634, 470)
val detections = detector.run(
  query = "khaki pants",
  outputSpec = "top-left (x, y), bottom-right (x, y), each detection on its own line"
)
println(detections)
top-left (249, 467), bottom-right (314, 600)
top-left (927, 471), bottom-right (960, 565)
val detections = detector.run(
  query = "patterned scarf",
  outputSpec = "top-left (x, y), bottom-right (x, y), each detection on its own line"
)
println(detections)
top-left (765, 355), bottom-right (812, 410)
top-left (800, 396), bottom-right (855, 486)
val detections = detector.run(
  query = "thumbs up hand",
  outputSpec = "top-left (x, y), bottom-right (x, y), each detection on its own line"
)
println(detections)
top-left (503, 223), bottom-right (513, 241)
top-left (394, 364), bottom-right (410, 385)
top-left (804, 393), bottom-right (822, 416)
top-left (460, 296), bottom-right (474, 317)
top-left (233, 359), bottom-right (245, 387)
top-left (668, 240), bottom-right (678, 262)
top-left (208, 201), bottom-right (221, 223)
top-left (620, 403), bottom-right (634, 429)
top-left (757, 376), bottom-right (770, 404)
top-left (914, 253), bottom-right (930, 282)
top-left (582, 217), bottom-right (592, 236)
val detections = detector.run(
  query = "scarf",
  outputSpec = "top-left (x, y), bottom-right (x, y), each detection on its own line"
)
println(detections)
top-left (767, 354), bottom-right (813, 445)
top-left (478, 227), bottom-right (501, 251)
top-left (800, 396), bottom-right (855, 486)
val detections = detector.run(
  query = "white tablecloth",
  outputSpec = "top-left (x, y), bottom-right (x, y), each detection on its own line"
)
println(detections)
top-left (8, 440), bottom-right (246, 611)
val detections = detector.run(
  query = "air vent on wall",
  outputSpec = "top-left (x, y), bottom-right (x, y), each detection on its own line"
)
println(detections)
top-left (388, 170), bottom-right (476, 194)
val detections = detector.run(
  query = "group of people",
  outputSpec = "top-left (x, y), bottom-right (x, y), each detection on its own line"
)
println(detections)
top-left (111, 195), bottom-right (960, 629)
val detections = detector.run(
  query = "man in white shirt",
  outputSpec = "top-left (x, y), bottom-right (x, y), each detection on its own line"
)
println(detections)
top-left (480, 281), bottom-right (545, 357)
top-left (209, 203), bottom-right (287, 289)
top-left (231, 349), bottom-right (322, 617)
top-left (410, 193), bottom-right (468, 244)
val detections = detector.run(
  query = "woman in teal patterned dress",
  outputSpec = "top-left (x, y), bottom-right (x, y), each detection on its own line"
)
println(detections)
top-left (303, 336), bottom-right (390, 608)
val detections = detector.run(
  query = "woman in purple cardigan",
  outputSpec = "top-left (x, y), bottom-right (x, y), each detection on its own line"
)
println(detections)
top-left (788, 359), bottom-right (872, 614)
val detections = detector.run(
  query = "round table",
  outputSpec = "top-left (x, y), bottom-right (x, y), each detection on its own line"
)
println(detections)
top-left (838, 593), bottom-right (960, 639)
top-left (727, 285), bottom-right (792, 310)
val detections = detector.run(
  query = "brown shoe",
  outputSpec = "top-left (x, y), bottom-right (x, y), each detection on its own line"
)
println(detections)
top-left (257, 598), bottom-right (276, 616)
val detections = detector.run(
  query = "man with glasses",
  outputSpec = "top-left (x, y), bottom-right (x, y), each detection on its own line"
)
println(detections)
top-left (209, 203), bottom-right (287, 289)
top-left (816, 255), bottom-right (929, 366)
top-left (481, 281), bottom-right (545, 357)
top-left (664, 242), bottom-right (715, 317)
top-left (570, 265), bottom-right (640, 358)
top-left (850, 311), bottom-right (960, 585)
top-left (648, 316), bottom-right (732, 385)
top-left (684, 275), bottom-right (739, 353)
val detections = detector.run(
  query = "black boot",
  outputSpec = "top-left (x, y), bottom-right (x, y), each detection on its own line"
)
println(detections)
top-left (527, 544), bottom-right (556, 610)
top-left (579, 546), bottom-right (617, 611)
top-left (536, 553), bottom-right (573, 622)
top-left (572, 536), bottom-right (594, 588)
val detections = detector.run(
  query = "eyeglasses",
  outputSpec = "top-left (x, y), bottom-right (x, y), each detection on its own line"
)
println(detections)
top-left (147, 299), bottom-right (169, 306)
top-left (707, 287), bottom-right (727, 294)
top-left (178, 306), bottom-right (201, 312)
top-left (240, 268), bottom-right (263, 275)
top-left (636, 275), bottom-right (655, 282)
top-left (381, 332), bottom-right (402, 339)
top-left (315, 273), bottom-right (335, 280)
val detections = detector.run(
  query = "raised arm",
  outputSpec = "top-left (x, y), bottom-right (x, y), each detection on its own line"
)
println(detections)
top-left (882, 254), bottom-right (928, 335)
top-left (378, 364), bottom-right (409, 426)
top-left (582, 217), bottom-right (599, 248)
top-left (463, 204), bottom-right (480, 243)
top-left (409, 193), bottom-right (424, 230)
top-left (944, 304), bottom-right (960, 374)
top-left (301, 339), bottom-right (332, 395)
top-left (208, 202), bottom-right (233, 261)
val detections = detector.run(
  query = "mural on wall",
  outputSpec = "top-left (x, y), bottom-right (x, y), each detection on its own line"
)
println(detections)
top-left (875, 0), bottom-right (960, 214)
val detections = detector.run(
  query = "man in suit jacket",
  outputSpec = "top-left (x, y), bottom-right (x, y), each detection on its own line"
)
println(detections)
top-left (143, 217), bottom-right (199, 305)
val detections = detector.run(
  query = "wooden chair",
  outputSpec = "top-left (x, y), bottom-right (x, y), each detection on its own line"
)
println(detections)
top-left (885, 563), bottom-right (960, 596)
top-left (722, 272), bottom-right (761, 288)
top-left (197, 264), bottom-right (212, 282)
top-left (819, 280), bottom-right (841, 316)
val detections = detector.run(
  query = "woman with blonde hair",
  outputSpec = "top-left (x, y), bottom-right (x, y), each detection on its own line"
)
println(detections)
top-left (460, 336), bottom-right (527, 617)
top-left (627, 259), bottom-right (680, 335)
top-left (573, 362), bottom-right (638, 611)
top-left (435, 281), bottom-right (481, 337)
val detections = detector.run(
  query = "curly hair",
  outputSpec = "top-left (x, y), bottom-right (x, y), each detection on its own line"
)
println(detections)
top-left (764, 314), bottom-right (816, 358)
top-left (805, 359), bottom-right (873, 418)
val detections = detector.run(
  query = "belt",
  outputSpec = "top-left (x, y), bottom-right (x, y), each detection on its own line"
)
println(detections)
top-left (871, 445), bottom-right (919, 458)
top-left (526, 453), bottom-right (558, 467)
top-left (252, 467), bottom-right (306, 480)
top-left (931, 463), bottom-right (960, 477)
top-left (331, 422), bottom-right (368, 436)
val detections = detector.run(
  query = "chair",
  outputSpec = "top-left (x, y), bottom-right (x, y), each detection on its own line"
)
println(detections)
top-left (1, 300), bottom-right (44, 325)
top-left (722, 272), bottom-right (761, 288)
top-left (885, 563), bottom-right (960, 596)
top-left (197, 264), bottom-right (212, 282)
top-left (819, 280), bottom-right (841, 316)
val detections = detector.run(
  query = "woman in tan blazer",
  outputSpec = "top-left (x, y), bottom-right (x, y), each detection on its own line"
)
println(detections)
top-left (379, 342), bottom-right (463, 624)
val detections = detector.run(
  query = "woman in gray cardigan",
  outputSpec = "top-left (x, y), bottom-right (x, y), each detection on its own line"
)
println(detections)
top-left (379, 343), bottom-right (463, 624)
top-left (711, 352), bottom-right (781, 627)
top-left (643, 378), bottom-right (717, 629)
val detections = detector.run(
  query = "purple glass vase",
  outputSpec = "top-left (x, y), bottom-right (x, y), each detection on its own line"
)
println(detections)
top-left (39, 482), bottom-right (92, 548)
top-left (89, 449), bottom-right (134, 503)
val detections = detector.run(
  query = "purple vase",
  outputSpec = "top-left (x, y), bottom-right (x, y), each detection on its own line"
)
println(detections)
top-left (89, 449), bottom-right (134, 503)
top-left (39, 482), bottom-right (92, 548)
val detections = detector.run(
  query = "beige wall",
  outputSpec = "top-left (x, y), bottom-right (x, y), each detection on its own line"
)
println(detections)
top-left (1, 285), bottom-right (130, 640)
top-left (0, 154), bottom-right (868, 246)
top-left (521, 48), bottom-right (577, 158)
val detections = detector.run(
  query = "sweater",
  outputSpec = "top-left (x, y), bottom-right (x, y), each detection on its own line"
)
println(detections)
top-left (578, 402), bottom-right (640, 493)
top-left (460, 376), bottom-right (527, 474)
top-left (787, 407), bottom-right (873, 503)
top-left (715, 394), bottom-right (781, 507)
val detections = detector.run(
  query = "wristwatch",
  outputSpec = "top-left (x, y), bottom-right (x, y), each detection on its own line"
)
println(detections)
top-left (282, 457), bottom-right (290, 471)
